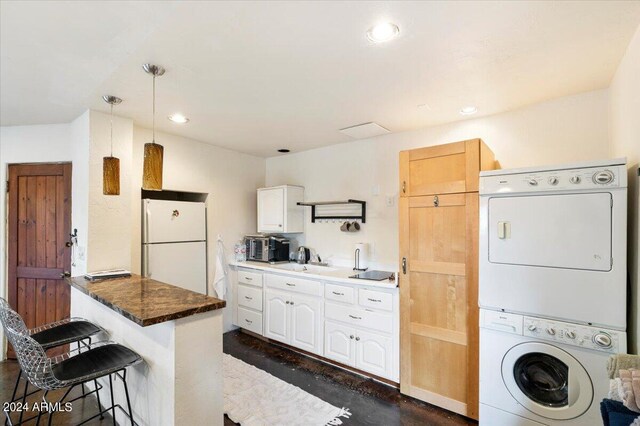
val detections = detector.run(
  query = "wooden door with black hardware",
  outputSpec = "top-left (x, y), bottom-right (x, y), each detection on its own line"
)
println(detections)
top-left (7, 163), bottom-right (72, 358)
top-left (399, 139), bottom-right (495, 420)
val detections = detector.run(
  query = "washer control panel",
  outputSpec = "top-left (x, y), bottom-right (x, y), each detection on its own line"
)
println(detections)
top-left (523, 316), bottom-right (622, 353)
top-left (480, 163), bottom-right (626, 194)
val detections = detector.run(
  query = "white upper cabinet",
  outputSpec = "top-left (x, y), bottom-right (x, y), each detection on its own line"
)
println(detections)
top-left (257, 185), bottom-right (304, 233)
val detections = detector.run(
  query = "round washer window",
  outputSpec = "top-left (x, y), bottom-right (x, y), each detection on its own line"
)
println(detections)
top-left (513, 352), bottom-right (568, 407)
top-left (502, 342), bottom-right (593, 421)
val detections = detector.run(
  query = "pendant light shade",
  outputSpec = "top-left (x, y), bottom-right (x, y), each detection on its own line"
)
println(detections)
top-left (142, 63), bottom-right (166, 191)
top-left (102, 95), bottom-right (122, 195)
top-left (103, 156), bottom-right (120, 195)
top-left (143, 143), bottom-right (163, 190)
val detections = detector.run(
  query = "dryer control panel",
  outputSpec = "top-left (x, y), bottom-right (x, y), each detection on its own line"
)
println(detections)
top-left (480, 163), bottom-right (627, 195)
top-left (523, 316), bottom-right (623, 354)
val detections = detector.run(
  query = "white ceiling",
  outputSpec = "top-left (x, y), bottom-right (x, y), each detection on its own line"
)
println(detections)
top-left (2, 1), bottom-right (640, 157)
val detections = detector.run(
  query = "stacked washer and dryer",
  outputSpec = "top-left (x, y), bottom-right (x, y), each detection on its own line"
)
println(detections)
top-left (478, 158), bottom-right (628, 425)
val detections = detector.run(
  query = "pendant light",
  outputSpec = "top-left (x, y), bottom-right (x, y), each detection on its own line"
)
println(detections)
top-left (102, 95), bottom-right (122, 195)
top-left (142, 63), bottom-right (166, 191)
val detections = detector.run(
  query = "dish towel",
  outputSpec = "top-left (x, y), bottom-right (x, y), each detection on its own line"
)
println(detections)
top-left (608, 354), bottom-right (640, 379)
top-left (212, 235), bottom-right (229, 299)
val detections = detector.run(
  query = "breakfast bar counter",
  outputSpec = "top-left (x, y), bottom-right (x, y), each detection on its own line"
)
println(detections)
top-left (66, 274), bottom-right (226, 426)
top-left (67, 275), bottom-right (226, 326)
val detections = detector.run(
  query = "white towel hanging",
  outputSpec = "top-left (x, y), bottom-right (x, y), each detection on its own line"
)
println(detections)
top-left (212, 234), bottom-right (229, 299)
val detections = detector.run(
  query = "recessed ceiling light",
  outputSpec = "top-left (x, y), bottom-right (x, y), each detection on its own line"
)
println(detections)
top-left (277, 149), bottom-right (290, 153)
top-left (168, 113), bottom-right (189, 124)
top-left (460, 106), bottom-right (478, 115)
top-left (367, 22), bottom-right (400, 43)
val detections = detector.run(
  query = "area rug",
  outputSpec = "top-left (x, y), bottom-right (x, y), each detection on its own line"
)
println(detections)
top-left (223, 354), bottom-right (352, 425)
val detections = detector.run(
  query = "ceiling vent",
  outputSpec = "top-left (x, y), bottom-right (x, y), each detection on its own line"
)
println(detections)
top-left (339, 122), bottom-right (390, 139)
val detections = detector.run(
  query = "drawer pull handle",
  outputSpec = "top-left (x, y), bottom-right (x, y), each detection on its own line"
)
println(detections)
top-left (245, 319), bottom-right (252, 324)
top-left (244, 296), bottom-right (252, 300)
top-left (355, 336), bottom-right (360, 341)
top-left (286, 283), bottom-right (295, 287)
top-left (350, 335), bottom-right (354, 339)
top-left (367, 298), bottom-right (382, 302)
top-left (332, 291), bottom-right (344, 296)
top-left (286, 301), bottom-right (290, 304)
top-left (349, 315), bottom-right (362, 320)
top-left (245, 277), bottom-right (253, 281)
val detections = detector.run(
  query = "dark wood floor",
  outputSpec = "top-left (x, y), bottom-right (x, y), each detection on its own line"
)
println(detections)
top-left (1, 330), bottom-right (476, 425)
top-left (223, 329), bottom-right (476, 426)
top-left (0, 360), bottom-right (112, 425)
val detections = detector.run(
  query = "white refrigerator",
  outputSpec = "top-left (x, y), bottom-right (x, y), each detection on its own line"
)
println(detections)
top-left (142, 199), bottom-right (207, 295)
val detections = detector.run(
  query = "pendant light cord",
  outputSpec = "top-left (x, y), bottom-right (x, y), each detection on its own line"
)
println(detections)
top-left (109, 103), bottom-right (114, 157)
top-left (152, 74), bottom-right (156, 144)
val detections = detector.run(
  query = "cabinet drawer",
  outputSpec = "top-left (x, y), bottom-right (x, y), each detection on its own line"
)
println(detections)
top-left (238, 285), bottom-right (263, 311)
top-left (237, 307), bottom-right (262, 335)
top-left (238, 269), bottom-right (263, 287)
top-left (325, 283), bottom-right (355, 304)
top-left (265, 273), bottom-right (322, 296)
top-left (325, 302), bottom-right (393, 334)
top-left (358, 289), bottom-right (392, 311)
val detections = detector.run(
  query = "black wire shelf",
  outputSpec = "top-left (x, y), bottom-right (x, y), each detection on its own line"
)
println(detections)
top-left (297, 199), bottom-right (366, 223)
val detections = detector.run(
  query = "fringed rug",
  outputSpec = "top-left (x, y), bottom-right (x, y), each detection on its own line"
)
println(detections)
top-left (223, 354), bottom-right (352, 426)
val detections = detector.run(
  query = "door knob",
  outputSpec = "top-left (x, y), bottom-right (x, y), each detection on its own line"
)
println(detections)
top-left (60, 271), bottom-right (71, 278)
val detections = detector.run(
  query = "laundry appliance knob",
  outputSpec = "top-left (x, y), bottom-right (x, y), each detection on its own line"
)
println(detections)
top-left (593, 332), bottom-right (612, 348)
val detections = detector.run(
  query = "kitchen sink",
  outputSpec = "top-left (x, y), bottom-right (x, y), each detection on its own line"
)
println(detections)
top-left (272, 263), bottom-right (337, 273)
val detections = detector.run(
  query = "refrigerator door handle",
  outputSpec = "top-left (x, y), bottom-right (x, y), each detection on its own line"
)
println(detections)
top-left (143, 200), bottom-right (150, 277)
top-left (143, 201), bottom-right (150, 243)
top-left (143, 244), bottom-right (150, 277)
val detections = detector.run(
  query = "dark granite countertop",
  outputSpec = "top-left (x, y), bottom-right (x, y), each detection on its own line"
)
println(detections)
top-left (66, 274), bottom-right (226, 327)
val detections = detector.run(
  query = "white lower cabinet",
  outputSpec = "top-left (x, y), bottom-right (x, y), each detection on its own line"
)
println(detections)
top-left (324, 320), bottom-right (393, 379)
top-left (324, 321), bottom-right (356, 366)
top-left (264, 290), bottom-right (289, 342)
top-left (233, 267), bottom-right (399, 382)
top-left (264, 289), bottom-right (323, 355)
top-left (355, 328), bottom-right (393, 378)
top-left (290, 294), bottom-right (322, 353)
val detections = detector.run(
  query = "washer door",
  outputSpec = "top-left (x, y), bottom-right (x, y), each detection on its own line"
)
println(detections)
top-left (502, 342), bottom-right (593, 420)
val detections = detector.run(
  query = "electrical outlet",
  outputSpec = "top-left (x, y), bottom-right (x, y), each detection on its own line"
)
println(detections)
top-left (372, 185), bottom-right (380, 196)
top-left (78, 246), bottom-right (86, 260)
top-left (385, 196), bottom-right (395, 207)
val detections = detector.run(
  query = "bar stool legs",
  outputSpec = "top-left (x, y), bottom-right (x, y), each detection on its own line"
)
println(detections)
top-left (94, 379), bottom-right (104, 420)
top-left (122, 370), bottom-right (135, 426)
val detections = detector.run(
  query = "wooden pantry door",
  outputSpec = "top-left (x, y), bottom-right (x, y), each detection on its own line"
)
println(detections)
top-left (399, 192), bottom-right (479, 418)
top-left (6, 163), bottom-right (72, 358)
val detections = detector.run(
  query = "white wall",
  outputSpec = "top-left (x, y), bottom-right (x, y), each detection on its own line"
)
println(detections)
top-left (131, 127), bottom-right (265, 332)
top-left (87, 111), bottom-right (134, 272)
top-left (0, 117), bottom-right (91, 359)
top-left (610, 24), bottom-right (640, 353)
top-left (266, 89), bottom-right (611, 269)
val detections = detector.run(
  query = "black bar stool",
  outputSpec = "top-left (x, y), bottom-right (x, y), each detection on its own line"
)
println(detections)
top-left (1, 298), bottom-right (106, 426)
top-left (1, 299), bottom-right (143, 426)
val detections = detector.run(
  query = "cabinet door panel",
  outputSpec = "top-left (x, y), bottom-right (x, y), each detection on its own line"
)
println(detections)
top-left (324, 321), bottom-right (355, 366)
top-left (356, 329), bottom-right (392, 378)
top-left (264, 290), bottom-right (289, 343)
top-left (290, 294), bottom-right (322, 354)
top-left (258, 188), bottom-right (284, 232)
